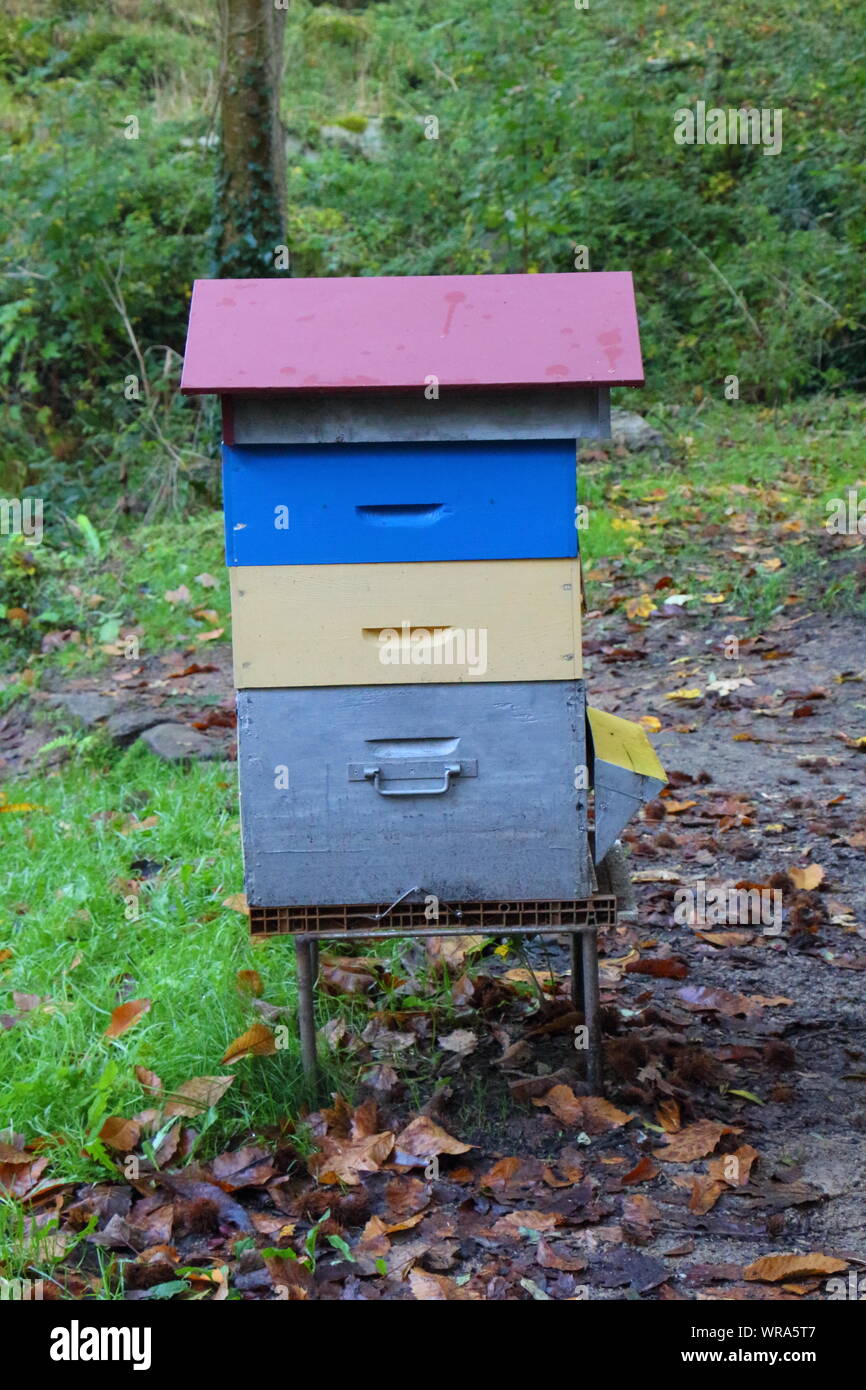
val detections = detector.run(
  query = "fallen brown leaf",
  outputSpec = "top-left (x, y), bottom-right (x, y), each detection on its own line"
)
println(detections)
top-left (657, 1099), bottom-right (682, 1133)
top-left (424, 935), bottom-right (485, 970)
top-left (221, 1024), bottom-right (277, 1064)
top-left (688, 1175), bottom-right (728, 1214)
top-left (164, 1075), bottom-right (235, 1116)
top-left (134, 1066), bottom-right (162, 1095)
top-left (622, 1155), bottom-right (660, 1185)
top-left (409, 1269), bottom-right (478, 1300)
top-left (789, 864), bottom-right (825, 891)
top-left (320, 955), bottom-right (380, 996)
top-left (654, 1120), bottom-right (741, 1164)
top-left (13, 991), bottom-right (45, 1013)
top-left (744, 1253), bottom-right (847, 1282)
top-left (98, 1117), bottom-right (141, 1152)
top-left (438, 1028), bottom-right (478, 1057)
top-left (695, 930), bottom-right (757, 948)
top-left (105, 998), bottom-right (151, 1039)
top-left (532, 1083), bottom-right (583, 1125)
top-left (708, 1144), bottom-right (760, 1188)
top-left (308, 1130), bottom-right (395, 1186)
top-left (393, 1116), bottom-right (472, 1160)
top-left (533, 1086), bottom-right (633, 1134)
top-left (491, 1210), bottom-right (563, 1237)
top-left (482, 1156), bottom-right (525, 1188)
top-left (622, 1192), bottom-right (661, 1241)
top-left (626, 957), bottom-right (688, 980)
top-left (536, 1238), bottom-right (588, 1272)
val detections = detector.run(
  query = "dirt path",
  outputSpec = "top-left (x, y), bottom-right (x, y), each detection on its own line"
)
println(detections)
top-left (557, 605), bottom-right (866, 1294)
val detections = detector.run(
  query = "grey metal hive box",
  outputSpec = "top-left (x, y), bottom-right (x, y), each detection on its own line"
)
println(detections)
top-left (237, 682), bottom-right (593, 906)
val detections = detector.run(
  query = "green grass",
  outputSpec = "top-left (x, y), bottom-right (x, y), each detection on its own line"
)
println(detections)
top-left (0, 735), bottom-right (462, 1188)
top-left (0, 514), bottom-right (229, 676)
top-left (0, 738), bottom-right (332, 1181)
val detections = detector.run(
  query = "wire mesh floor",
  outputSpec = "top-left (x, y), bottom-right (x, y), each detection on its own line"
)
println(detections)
top-left (249, 895), bottom-right (618, 939)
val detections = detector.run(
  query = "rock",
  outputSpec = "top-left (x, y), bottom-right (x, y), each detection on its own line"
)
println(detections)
top-left (319, 117), bottom-right (384, 160)
top-left (46, 693), bottom-right (117, 727)
top-left (319, 123), bottom-right (363, 150)
top-left (105, 706), bottom-right (169, 748)
top-left (139, 723), bottom-right (222, 762)
top-left (359, 117), bottom-right (385, 160)
top-left (609, 408), bottom-right (669, 456)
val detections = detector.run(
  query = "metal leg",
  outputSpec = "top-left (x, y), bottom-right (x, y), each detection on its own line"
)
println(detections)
top-left (295, 937), bottom-right (318, 1085)
top-left (570, 931), bottom-right (585, 1012)
top-left (581, 928), bottom-right (602, 1094)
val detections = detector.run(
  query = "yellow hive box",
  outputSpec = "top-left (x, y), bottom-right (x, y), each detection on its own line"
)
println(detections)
top-left (230, 559), bottom-right (582, 687)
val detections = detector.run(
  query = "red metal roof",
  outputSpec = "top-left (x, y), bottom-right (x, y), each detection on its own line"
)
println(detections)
top-left (180, 271), bottom-right (643, 395)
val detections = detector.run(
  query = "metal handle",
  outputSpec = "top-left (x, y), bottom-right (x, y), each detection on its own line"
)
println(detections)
top-left (363, 762), bottom-right (461, 797)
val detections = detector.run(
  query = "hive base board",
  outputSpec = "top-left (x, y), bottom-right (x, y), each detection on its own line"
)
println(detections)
top-left (248, 895), bottom-right (616, 937)
top-left (261, 901), bottom-right (614, 1093)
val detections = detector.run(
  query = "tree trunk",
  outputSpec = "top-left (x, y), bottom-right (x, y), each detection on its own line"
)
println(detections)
top-left (214, 0), bottom-right (287, 278)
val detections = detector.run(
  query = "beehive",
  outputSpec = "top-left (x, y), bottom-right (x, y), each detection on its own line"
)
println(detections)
top-left (182, 272), bottom-right (666, 1084)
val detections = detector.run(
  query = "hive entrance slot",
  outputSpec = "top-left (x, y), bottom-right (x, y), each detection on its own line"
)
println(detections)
top-left (356, 503), bottom-right (445, 526)
top-left (364, 737), bottom-right (460, 757)
top-left (362, 626), bottom-right (455, 643)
